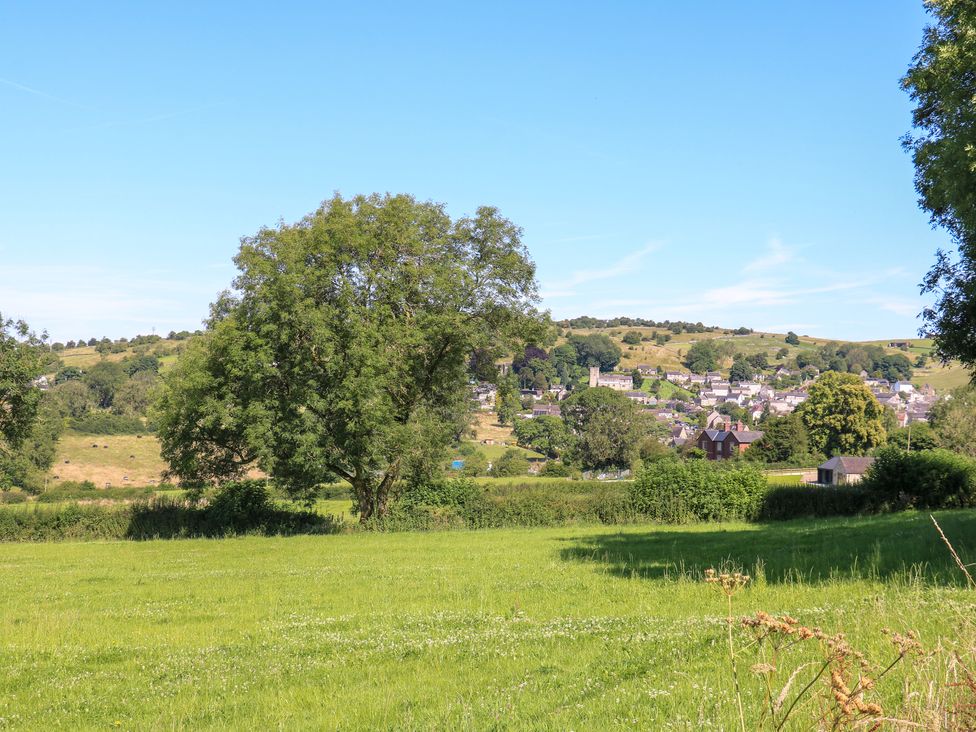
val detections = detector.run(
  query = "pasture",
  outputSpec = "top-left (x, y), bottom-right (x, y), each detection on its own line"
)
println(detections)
top-left (55, 341), bottom-right (183, 372)
top-left (50, 433), bottom-right (167, 487)
top-left (1, 510), bottom-right (974, 728)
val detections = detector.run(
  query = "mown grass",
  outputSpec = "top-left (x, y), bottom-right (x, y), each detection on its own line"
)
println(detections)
top-left (765, 473), bottom-right (804, 486)
top-left (0, 510), bottom-right (973, 728)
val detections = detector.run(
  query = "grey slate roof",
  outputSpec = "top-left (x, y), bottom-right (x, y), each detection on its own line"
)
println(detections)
top-left (818, 456), bottom-right (875, 474)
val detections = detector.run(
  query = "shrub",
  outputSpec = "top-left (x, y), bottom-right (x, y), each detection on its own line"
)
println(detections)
top-left (204, 480), bottom-right (275, 533)
top-left (68, 412), bottom-right (149, 435)
top-left (0, 492), bottom-right (341, 542)
top-left (490, 449), bottom-right (530, 477)
top-left (630, 458), bottom-right (767, 523)
top-left (36, 481), bottom-right (160, 503)
top-left (371, 479), bottom-right (636, 531)
top-left (399, 477), bottom-right (479, 509)
top-left (860, 447), bottom-right (976, 510)
top-left (0, 504), bottom-right (132, 541)
top-left (316, 483), bottom-right (354, 500)
top-left (758, 485), bottom-right (871, 520)
top-left (539, 461), bottom-right (578, 478)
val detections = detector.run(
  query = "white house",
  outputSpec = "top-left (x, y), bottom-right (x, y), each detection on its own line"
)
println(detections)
top-left (588, 366), bottom-right (633, 391)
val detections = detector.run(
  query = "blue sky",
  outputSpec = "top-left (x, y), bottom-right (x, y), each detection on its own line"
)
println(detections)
top-left (0, 1), bottom-right (945, 342)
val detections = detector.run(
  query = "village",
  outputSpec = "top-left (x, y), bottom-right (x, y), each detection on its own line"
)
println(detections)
top-left (470, 348), bottom-right (942, 482)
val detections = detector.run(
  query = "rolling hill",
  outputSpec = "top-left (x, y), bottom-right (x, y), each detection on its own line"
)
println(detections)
top-left (557, 326), bottom-right (971, 392)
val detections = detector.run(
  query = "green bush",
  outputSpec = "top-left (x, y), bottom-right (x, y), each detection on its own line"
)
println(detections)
top-left (68, 412), bottom-right (149, 435)
top-left (0, 490), bottom-right (342, 542)
top-left (759, 485), bottom-right (871, 520)
top-left (36, 480), bottom-right (161, 503)
top-left (861, 447), bottom-right (976, 510)
top-left (399, 477), bottom-right (479, 508)
top-left (490, 449), bottom-right (530, 477)
top-left (204, 481), bottom-right (275, 533)
top-left (316, 483), bottom-right (354, 500)
top-left (370, 479), bottom-right (635, 531)
top-left (0, 504), bottom-right (132, 541)
top-left (630, 458), bottom-right (767, 523)
top-left (539, 461), bottom-right (578, 478)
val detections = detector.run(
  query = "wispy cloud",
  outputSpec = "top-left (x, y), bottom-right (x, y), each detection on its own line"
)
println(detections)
top-left (862, 296), bottom-right (921, 318)
top-left (742, 238), bottom-right (794, 273)
top-left (540, 241), bottom-right (662, 298)
top-left (543, 234), bottom-right (922, 339)
top-left (0, 264), bottom-right (218, 339)
top-left (0, 76), bottom-right (91, 110)
top-left (61, 102), bottom-right (224, 134)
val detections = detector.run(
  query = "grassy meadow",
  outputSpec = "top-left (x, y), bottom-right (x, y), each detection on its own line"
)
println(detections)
top-left (1, 510), bottom-right (974, 728)
top-left (51, 434), bottom-right (168, 486)
top-left (55, 341), bottom-right (184, 372)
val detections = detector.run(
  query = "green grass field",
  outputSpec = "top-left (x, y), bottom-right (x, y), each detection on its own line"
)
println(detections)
top-left (1, 510), bottom-right (974, 728)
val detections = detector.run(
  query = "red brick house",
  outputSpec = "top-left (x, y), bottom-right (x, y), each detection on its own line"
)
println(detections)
top-left (694, 421), bottom-right (764, 460)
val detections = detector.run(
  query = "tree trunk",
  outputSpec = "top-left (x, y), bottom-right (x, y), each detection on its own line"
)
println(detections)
top-left (352, 469), bottom-right (398, 524)
top-left (352, 476), bottom-right (376, 523)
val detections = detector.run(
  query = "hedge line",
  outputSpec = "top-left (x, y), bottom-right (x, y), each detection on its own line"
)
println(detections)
top-left (5, 449), bottom-right (975, 540)
top-left (0, 483), bottom-right (341, 542)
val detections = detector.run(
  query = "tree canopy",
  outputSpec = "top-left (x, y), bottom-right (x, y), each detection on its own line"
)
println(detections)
top-left (0, 315), bottom-right (60, 490)
top-left (795, 372), bottom-right (886, 456)
top-left (512, 415), bottom-right (573, 459)
top-left (929, 384), bottom-right (976, 457)
top-left (903, 2), bottom-right (976, 369)
top-left (561, 387), bottom-right (643, 470)
top-left (154, 194), bottom-right (541, 520)
top-left (566, 333), bottom-right (621, 371)
top-left (747, 413), bottom-right (815, 465)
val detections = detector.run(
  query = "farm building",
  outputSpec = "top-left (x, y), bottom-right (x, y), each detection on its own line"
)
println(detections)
top-left (816, 456), bottom-right (875, 486)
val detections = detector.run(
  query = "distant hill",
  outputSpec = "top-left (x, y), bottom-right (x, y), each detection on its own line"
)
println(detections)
top-left (556, 325), bottom-right (971, 393)
top-left (45, 323), bottom-right (973, 394)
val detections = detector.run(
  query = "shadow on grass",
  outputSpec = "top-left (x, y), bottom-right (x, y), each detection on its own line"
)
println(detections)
top-left (125, 501), bottom-right (345, 539)
top-left (558, 510), bottom-right (976, 586)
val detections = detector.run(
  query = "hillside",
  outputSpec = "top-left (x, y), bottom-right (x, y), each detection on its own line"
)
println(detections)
top-left (53, 339), bottom-right (185, 374)
top-left (557, 326), bottom-right (971, 392)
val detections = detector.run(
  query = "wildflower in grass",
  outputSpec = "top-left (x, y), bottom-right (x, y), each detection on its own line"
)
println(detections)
top-left (704, 567), bottom-right (750, 597)
top-left (705, 567), bottom-right (750, 732)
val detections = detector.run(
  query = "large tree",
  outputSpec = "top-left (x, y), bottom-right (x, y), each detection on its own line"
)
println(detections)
top-left (0, 315), bottom-right (59, 490)
top-left (83, 361), bottom-right (126, 409)
top-left (795, 372), bottom-right (886, 456)
top-left (154, 194), bottom-right (540, 520)
top-left (567, 333), bottom-right (621, 371)
top-left (0, 316), bottom-right (43, 451)
top-left (684, 340), bottom-right (719, 374)
top-left (561, 387), bottom-right (643, 470)
top-left (929, 384), bottom-right (976, 456)
top-left (512, 415), bottom-right (574, 458)
top-left (747, 413), bottom-right (814, 465)
top-left (904, 2), bottom-right (976, 369)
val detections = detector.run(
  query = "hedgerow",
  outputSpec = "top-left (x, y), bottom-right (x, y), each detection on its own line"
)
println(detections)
top-left (629, 458), bottom-right (767, 523)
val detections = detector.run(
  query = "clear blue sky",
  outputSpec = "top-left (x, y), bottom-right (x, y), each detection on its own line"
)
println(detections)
top-left (0, 1), bottom-right (944, 342)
